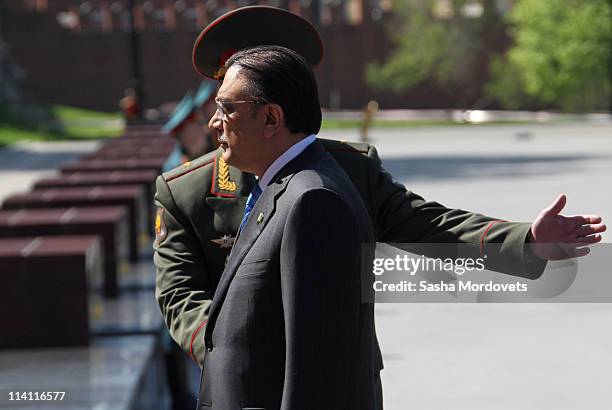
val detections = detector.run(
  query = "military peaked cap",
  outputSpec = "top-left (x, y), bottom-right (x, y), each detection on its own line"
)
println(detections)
top-left (192, 6), bottom-right (323, 79)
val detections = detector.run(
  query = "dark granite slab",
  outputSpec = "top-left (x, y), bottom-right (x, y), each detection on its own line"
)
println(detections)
top-left (102, 137), bottom-right (174, 149)
top-left (59, 158), bottom-right (166, 174)
top-left (0, 236), bottom-right (103, 349)
top-left (118, 247), bottom-right (156, 291)
top-left (0, 335), bottom-right (171, 410)
top-left (89, 290), bottom-right (163, 336)
top-left (2, 186), bottom-right (148, 262)
top-left (0, 207), bottom-right (130, 298)
top-left (33, 170), bottom-right (158, 234)
top-left (84, 146), bottom-right (173, 159)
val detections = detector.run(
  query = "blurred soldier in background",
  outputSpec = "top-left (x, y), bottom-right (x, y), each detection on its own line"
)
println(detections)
top-left (119, 87), bottom-right (141, 121)
top-left (162, 81), bottom-right (218, 172)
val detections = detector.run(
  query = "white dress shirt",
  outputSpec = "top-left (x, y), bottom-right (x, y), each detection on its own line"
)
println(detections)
top-left (257, 134), bottom-right (317, 192)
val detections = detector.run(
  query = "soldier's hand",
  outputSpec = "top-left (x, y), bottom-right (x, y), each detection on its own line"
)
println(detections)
top-left (529, 194), bottom-right (606, 260)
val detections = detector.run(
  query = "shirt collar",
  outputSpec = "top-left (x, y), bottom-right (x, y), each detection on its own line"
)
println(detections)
top-left (258, 134), bottom-right (317, 190)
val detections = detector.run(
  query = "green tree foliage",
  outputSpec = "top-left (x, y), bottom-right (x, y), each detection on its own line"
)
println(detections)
top-left (366, 0), bottom-right (504, 107)
top-left (487, 0), bottom-right (612, 111)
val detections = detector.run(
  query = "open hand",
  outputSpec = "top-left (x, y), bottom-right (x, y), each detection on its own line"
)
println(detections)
top-left (529, 194), bottom-right (606, 260)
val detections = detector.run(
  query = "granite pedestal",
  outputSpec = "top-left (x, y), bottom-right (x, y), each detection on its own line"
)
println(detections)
top-left (59, 158), bottom-right (165, 174)
top-left (33, 171), bottom-right (158, 233)
top-left (87, 145), bottom-right (173, 159)
top-left (0, 207), bottom-right (130, 298)
top-left (2, 186), bottom-right (148, 262)
top-left (0, 335), bottom-right (171, 410)
top-left (0, 235), bottom-right (103, 349)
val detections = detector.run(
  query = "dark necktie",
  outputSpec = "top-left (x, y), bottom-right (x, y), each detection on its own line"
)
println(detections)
top-left (239, 183), bottom-right (263, 232)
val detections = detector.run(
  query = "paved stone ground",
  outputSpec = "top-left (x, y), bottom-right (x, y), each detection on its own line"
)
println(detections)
top-left (324, 122), bottom-right (612, 410)
top-left (2, 123), bottom-right (611, 409)
top-left (0, 140), bottom-right (100, 201)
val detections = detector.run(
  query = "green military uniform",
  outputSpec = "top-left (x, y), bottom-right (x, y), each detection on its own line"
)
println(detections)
top-left (154, 138), bottom-right (543, 369)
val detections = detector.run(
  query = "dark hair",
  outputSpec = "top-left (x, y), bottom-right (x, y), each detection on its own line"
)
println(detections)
top-left (225, 45), bottom-right (322, 135)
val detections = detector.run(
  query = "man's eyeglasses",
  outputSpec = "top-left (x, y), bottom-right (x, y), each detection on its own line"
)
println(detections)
top-left (214, 97), bottom-right (258, 121)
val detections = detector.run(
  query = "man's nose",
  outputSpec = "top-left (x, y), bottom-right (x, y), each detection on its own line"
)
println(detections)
top-left (208, 110), bottom-right (222, 131)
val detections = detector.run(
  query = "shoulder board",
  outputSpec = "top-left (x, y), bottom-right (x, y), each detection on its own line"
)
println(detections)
top-left (210, 149), bottom-right (240, 198)
top-left (319, 138), bottom-right (370, 154)
top-left (163, 150), bottom-right (216, 182)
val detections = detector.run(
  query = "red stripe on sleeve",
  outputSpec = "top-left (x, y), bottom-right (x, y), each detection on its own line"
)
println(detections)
top-left (189, 319), bottom-right (208, 361)
top-left (480, 221), bottom-right (502, 255)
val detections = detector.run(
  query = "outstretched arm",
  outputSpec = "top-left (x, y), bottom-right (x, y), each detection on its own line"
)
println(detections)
top-left (364, 145), bottom-right (543, 278)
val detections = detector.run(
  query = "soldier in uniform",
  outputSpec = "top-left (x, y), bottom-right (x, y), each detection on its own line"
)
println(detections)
top-left (153, 6), bottom-right (606, 408)
top-left (162, 84), bottom-right (218, 172)
top-left (193, 80), bottom-right (218, 119)
top-left (119, 87), bottom-right (141, 121)
top-left (160, 82), bottom-right (220, 410)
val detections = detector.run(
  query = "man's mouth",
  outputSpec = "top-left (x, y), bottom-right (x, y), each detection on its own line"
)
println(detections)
top-left (218, 134), bottom-right (228, 148)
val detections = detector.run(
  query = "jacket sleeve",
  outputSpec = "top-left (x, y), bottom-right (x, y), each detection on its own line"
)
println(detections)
top-left (153, 176), bottom-right (213, 368)
top-left (366, 145), bottom-right (546, 279)
top-left (279, 189), bottom-right (375, 409)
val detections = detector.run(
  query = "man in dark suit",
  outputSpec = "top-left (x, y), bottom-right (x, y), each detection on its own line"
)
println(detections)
top-left (196, 46), bottom-right (378, 409)
top-left (153, 6), bottom-right (607, 409)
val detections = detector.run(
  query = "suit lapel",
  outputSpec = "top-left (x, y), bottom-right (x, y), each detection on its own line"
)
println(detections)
top-left (205, 140), bottom-right (327, 333)
top-left (206, 184), bottom-right (280, 330)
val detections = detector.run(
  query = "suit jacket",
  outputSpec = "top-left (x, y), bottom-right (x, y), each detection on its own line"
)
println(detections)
top-left (197, 140), bottom-right (376, 409)
top-left (153, 138), bottom-right (545, 368)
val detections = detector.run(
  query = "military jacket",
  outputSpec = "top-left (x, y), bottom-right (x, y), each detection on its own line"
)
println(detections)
top-left (154, 138), bottom-right (542, 368)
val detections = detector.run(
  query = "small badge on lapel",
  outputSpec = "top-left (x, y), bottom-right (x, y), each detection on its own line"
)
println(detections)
top-left (211, 234), bottom-right (236, 249)
top-left (256, 213), bottom-right (264, 224)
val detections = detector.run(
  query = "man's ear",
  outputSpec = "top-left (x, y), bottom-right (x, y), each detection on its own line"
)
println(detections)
top-left (262, 104), bottom-right (283, 139)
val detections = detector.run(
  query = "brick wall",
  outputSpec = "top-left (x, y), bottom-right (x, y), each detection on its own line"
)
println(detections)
top-left (2, 1), bottom-right (504, 111)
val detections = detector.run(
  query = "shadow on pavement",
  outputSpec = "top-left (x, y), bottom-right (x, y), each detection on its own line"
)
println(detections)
top-left (0, 147), bottom-right (85, 171)
top-left (381, 154), bottom-right (607, 182)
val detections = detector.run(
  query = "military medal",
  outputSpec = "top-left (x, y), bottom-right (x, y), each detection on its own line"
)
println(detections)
top-left (211, 234), bottom-right (236, 249)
